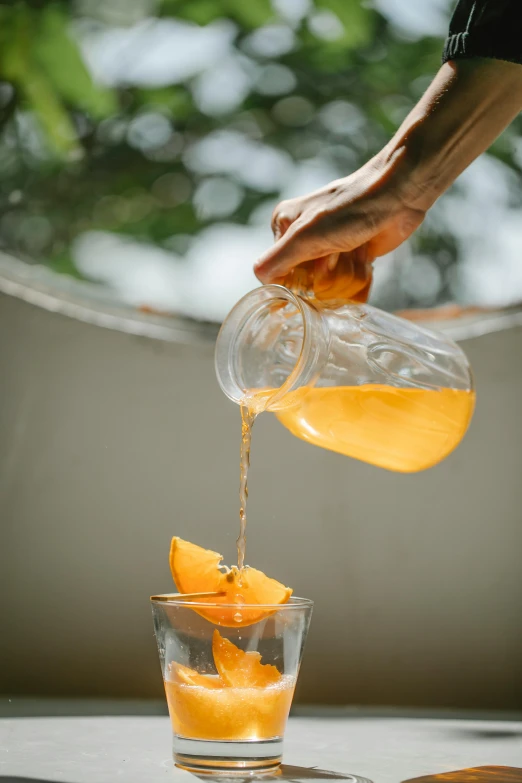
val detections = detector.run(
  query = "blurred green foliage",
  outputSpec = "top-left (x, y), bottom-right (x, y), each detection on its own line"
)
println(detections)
top-left (0, 0), bottom-right (521, 310)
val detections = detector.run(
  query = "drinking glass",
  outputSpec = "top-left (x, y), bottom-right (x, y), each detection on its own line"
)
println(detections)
top-left (151, 595), bottom-right (313, 774)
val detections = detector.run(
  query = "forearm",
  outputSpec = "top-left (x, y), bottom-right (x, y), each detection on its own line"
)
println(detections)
top-left (382, 58), bottom-right (522, 211)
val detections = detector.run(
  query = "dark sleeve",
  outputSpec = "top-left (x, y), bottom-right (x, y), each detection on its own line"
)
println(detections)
top-left (442, 0), bottom-right (522, 66)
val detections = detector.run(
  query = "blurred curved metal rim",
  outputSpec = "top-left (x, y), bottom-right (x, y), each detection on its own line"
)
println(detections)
top-left (1, 252), bottom-right (522, 344)
top-left (0, 252), bottom-right (218, 344)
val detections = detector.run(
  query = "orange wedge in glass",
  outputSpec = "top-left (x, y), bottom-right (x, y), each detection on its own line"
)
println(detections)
top-left (212, 630), bottom-right (281, 687)
top-left (169, 662), bottom-right (224, 689)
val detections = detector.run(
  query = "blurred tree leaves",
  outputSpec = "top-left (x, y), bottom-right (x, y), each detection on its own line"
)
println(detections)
top-left (223, 0), bottom-right (273, 28)
top-left (136, 87), bottom-right (193, 119)
top-left (0, 2), bottom-right (114, 158)
top-left (0, 0), bottom-right (521, 312)
top-left (315, 0), bottom-right (375, 50)
top-left (161, 0), bottom-right (273, 27)
top-left (33, 5), bottom-right (116, 119)
top-left (0, 4), bottom-right (77, 157)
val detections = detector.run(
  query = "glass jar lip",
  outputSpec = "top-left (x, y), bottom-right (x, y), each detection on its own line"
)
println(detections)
top-left (150, 594), bottom-right (313, 610)
top-left (215, 284), bottom-right (310, 409)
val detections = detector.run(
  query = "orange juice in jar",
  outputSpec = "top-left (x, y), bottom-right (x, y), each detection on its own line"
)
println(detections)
top-left (216, 286), bottom-right (475, 473)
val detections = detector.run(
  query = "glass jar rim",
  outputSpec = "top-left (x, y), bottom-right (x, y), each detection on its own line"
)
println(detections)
top-left (215, 284), bottom-right (312, 408)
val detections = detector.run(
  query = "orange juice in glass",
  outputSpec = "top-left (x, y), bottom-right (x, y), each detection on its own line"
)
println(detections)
top-left (151, 540), bottom-right (312, 773)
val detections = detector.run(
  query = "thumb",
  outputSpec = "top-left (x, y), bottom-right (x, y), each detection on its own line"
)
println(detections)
top-left (255, 223), bottom-right (320, 284)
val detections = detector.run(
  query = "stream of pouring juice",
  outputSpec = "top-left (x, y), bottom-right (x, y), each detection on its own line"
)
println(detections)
top-left (237, 404), bottom-right (255, 571)
top-left (237, 391), bottom-right (273, 570)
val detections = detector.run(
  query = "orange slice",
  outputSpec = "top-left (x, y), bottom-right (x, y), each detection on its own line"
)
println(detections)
top-left (169, 537), bottom-right (292, 627)
top-left (212, 630), bottom-right (281, 688)
top-left (169, 662), bottom-right (223, 689)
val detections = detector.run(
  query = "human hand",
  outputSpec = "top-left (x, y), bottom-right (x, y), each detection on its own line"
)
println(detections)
top-left (254, 155), bottom-right (426, 303)
top-left (255, 58), bottom-right (522, 304)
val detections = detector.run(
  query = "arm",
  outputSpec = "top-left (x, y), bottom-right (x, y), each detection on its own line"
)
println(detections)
top-left (255, 54), bottom-right (522, 300)
top-left (390, 58), bottom-right (522, 214)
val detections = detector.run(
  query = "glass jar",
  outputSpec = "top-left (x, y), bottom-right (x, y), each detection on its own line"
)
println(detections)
top-left (215, 285), bottom-right (475, 473)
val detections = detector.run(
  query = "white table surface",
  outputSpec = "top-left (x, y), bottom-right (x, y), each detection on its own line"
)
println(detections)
top-left (1, 716), bottom-right (522, 783)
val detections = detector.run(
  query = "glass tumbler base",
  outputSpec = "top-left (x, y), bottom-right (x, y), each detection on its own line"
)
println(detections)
top-left (173, 735), bottom-right (283, 774)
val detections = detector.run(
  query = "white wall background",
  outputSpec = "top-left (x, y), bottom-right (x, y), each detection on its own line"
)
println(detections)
top-left (1, 292), bottom-right (521, 709)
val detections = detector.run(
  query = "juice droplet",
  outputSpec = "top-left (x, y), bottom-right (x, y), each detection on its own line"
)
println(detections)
top-left (234, 594), bottom-right (245, 604)
top-left (233, 612), bottom-right (243, 623)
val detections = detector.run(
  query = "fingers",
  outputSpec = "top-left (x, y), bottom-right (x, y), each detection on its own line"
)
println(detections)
top-left (255, 220), bottom-right (371, 286)
top-left (259, 185), bottom-right (385, 285)
top-left (259, 201), bottom-right (377, 284)
top-left (313, 253), bottom-right (340, 288)
top-left (255, 222), bottom-right (321, 283)
top-left (271, 199), bottom-right (300, 241)
top-left (256, 233), bottom-right (375, 304)
top-left (312, 250), bottom-right (374, 303)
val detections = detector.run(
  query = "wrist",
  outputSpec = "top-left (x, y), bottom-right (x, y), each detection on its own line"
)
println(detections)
top-left (366, 143), bottom-right (433, 216)
top-left (382, 136), bottom-right (447, 213)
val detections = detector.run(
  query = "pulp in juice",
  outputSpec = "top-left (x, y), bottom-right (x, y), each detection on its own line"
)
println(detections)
top-left (165, 676), bottom-right (295, 740)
